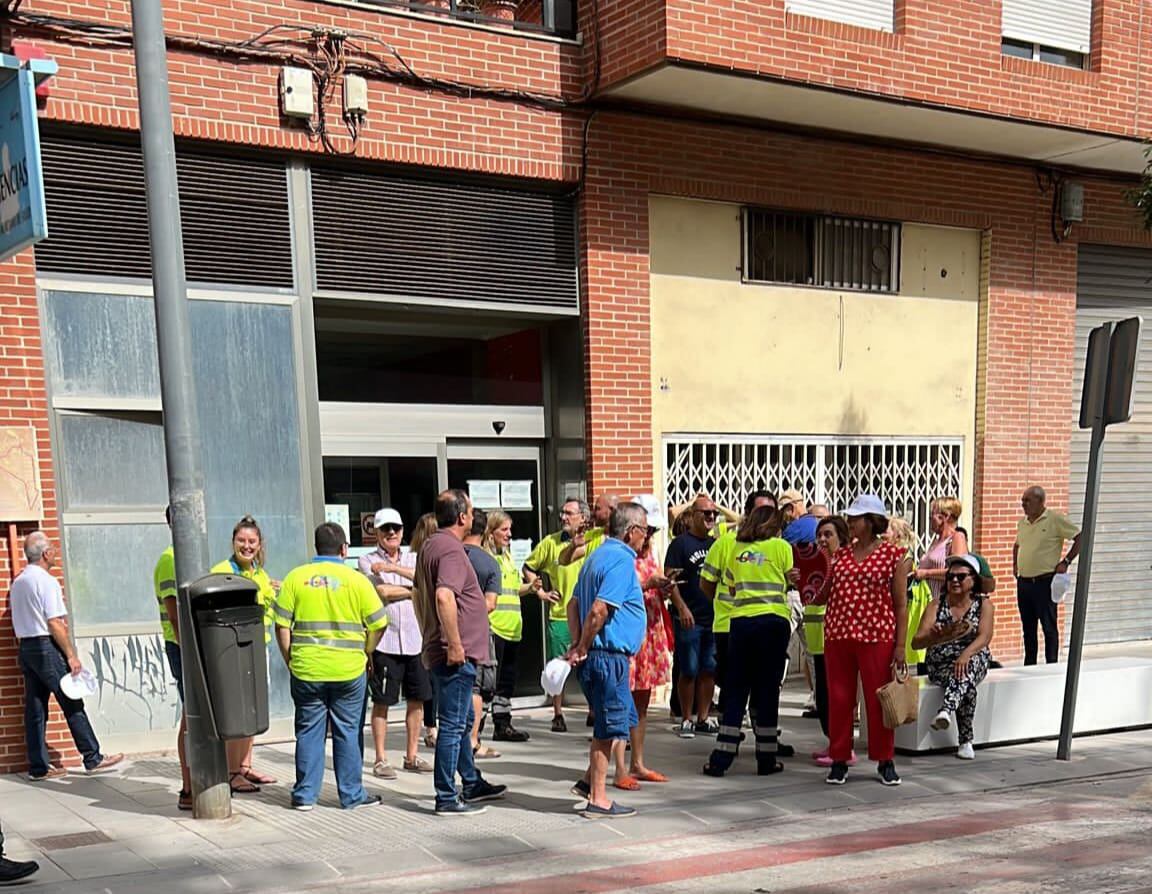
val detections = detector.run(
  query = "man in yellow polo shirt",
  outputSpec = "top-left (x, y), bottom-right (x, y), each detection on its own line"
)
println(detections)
top-left (1013, 485), bottom-right (1081, 665)
top-left (274, 522), bottom-right (389, 811)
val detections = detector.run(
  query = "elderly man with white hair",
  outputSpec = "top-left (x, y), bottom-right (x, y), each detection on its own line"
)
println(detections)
top-left (10, 531), bottom-right (123, 780)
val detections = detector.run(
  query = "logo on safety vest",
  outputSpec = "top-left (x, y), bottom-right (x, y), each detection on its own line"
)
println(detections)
top-left (307, 575), bottom-right (341, 590)
top-left (735, 550), bottom-right (767, 566)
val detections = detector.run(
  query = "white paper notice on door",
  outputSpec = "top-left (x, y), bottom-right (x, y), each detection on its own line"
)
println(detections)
top-left (500, 480), bottom-right (533, 510)
top-left (468, 480), bottom-right (501, 509)
top-left (510, 538), bottom-right (533, 569)
top-left (325, 504), bottom-right (350, 539)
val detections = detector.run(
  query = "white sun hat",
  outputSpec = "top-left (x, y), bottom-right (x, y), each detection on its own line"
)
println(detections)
top-left (843, 494), bottom-right (887, 517)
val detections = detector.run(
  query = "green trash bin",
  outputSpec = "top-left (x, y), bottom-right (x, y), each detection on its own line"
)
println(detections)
top-left (188, 573), bottom-right (270, 740)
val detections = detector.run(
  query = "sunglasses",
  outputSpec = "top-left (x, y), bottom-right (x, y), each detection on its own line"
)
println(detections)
top-left (378, 524), bottom-right (403, 534)
top-left (945, 572), bottom-right (972, 582)
top-left (698, 509), bottom-right (718, 518)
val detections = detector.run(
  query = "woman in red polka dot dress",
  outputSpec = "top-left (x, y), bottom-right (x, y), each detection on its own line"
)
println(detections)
top-left (815, 495), bottom-right (911, 787)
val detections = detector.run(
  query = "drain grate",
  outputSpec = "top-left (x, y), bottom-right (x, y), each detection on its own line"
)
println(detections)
top-left (31, 831), bottom-right (112, 851)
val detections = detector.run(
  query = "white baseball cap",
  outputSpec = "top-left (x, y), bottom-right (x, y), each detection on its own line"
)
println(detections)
top-left (373, 508), bottom-right (403, 529)
top-left (631, 494), bottom-right (665, 529)
top-left (843, 494), bottom-right (887, 517)
top-left (60, 668), bottom-right (98, 700)
top-left (945, 554), bottom-right (982, 577)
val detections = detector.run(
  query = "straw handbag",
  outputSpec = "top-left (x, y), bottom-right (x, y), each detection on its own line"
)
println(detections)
top-left (876, 668), bottom-right (919, 729)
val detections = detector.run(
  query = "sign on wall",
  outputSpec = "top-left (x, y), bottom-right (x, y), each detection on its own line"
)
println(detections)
top-left (0, 426), bottom-right (42, 520)
top-left (0, 54), bottom-right (51, 263)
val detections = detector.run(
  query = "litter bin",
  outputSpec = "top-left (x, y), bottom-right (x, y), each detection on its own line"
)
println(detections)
top-left (188, 573), bottom-right (270, 739)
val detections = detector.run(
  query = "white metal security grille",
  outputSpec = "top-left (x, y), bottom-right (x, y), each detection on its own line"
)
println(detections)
top-left (1002, 0), bottom-right (1091, 54)
top-left (664, 435), bottom-right (962, 552)
top-left (785, 0), bottom-right (893, 32)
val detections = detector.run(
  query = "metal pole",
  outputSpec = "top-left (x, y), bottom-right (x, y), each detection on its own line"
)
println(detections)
top-left (130, 0), bottom-right (230, 817)
top-left (1056, 413), bottom-right (1106, 761)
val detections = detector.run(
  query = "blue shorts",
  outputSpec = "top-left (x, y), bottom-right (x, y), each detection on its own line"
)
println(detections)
top-left (577, 651), bottom-right (638, 741)
top-left (165, 640), bottom-right (184, 703)
top-left (674, 623), bottom-right (717, 679)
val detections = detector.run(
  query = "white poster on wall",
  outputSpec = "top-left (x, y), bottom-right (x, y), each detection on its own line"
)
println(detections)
top-left (325, 504), bottom-right (351, 539)
top-left (500, 480), bottom-right (533, 510)
top-left (468, 480), bottom-right (501, 508)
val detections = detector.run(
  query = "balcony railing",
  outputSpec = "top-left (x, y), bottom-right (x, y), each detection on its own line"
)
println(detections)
top-left (349, 0), bottom-right (577, 37)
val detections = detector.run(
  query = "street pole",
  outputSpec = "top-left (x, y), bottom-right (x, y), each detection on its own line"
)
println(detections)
top-left (130, 0), bottom-right (231, 817)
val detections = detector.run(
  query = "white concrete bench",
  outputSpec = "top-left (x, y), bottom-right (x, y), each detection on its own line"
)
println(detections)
top-left (890, 656), bottom-right (1152, 753)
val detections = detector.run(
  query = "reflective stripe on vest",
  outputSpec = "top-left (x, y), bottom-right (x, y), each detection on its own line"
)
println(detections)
top-left (290, 634), bottom-right (365, 650)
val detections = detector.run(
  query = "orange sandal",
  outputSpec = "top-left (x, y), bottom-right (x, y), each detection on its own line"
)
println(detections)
top-left (613, 775), bottom-right (641, 791)
top-left (632, 768), bottom-right (668, 783)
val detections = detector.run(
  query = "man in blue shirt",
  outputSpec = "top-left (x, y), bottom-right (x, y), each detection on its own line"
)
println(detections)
top-left (565, 501), bottom-right (648, 819)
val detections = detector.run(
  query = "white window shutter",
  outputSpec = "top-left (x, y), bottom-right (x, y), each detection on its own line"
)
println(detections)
top-left (785, 0), bottom-right (893, 32)
top-left (1002, 0), bottom-right (1092, 53)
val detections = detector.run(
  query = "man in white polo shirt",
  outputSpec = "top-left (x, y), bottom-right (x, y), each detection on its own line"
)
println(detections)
top-left (10, 531), bottom-right (123, 780)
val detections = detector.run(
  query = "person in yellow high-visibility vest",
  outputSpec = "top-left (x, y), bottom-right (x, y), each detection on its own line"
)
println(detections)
top-left (483, 510), bottom-right (549, 742)
top-left (273, 522), bottom-right (389, 811)
top-left (703, 505), bottom-right (794, 778)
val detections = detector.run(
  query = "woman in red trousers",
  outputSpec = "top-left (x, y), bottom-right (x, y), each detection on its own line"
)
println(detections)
top-left (816, 495), bottom-right (910, 787)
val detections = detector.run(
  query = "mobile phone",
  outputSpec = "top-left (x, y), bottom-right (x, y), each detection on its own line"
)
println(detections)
top-left (665, 567), bottom-right (684, 583)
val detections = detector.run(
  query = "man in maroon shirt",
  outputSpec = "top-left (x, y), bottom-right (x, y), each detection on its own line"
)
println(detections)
top-left (414, 489), bottom-right (507, 816)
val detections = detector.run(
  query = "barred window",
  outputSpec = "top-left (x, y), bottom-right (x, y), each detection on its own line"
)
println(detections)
top-left (743, 208), bottom-right (901, 292)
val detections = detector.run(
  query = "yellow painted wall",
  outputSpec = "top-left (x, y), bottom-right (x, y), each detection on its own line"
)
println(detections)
top-left (649, 196), bottom-right (980, 515)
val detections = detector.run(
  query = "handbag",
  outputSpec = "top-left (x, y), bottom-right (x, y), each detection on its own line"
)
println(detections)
top-left (876, 668), bottom-right (919, 729)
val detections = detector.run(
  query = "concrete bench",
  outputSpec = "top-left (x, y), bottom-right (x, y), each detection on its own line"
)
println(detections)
top-left (889, 656), bottom-right (1152, 753)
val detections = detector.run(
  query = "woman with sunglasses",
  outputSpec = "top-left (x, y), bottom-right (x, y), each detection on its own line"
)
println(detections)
top-left (911, 554), bottom-right (996, 760)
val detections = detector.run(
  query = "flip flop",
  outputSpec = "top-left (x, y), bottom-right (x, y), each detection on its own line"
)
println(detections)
top-left (613, 775), bottom-right (640, 791)
top-left (229, 771), bottom-right (260, 794)
top-left (632, 768), bottom-right (668, 782)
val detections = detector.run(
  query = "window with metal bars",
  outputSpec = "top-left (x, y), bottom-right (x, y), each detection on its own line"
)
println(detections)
top-left (742, 208), bottom-right (901, 292)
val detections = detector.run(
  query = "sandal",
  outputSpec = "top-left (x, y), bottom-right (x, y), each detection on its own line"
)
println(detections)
top-left (632, 768), bottom-right (668, 783)
top-left (241, 766), bottom-right (278, 785)
top-left (613, 775), bottom-right (640, 791)
top-left (229, 771), bottom-right (260, 794)
top-left (473, 745), bottom-right (502, 759)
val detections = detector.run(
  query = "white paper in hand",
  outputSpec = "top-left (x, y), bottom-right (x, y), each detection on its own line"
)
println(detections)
top-left (1051, 572), bottom-right (1072, 604)
top-left (540, 657), bottom-right (571, 697)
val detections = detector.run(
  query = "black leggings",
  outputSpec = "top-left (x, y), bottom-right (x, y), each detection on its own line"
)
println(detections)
top-left (491, 636), bottom-right (519, 721)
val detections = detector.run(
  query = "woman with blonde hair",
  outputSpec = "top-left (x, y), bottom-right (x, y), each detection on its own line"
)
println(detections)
top-left (211, 515), bottom-right (279, 794)
top-left (916, 497), bottom-right (968, 599)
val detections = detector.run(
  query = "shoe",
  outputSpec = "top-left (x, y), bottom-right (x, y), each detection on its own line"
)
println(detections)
top-left (462, 780), bottom-right (507, 803)
top-left (825, 762), bottom-right (849, 785)
top-left (701, 763), bottom-right (726, 778)
top-left (177, 789), bottom-right (192, 811)
top-left (436, 799), bottom-right (488, 816)
top-left (551, 714), bottom-right (568, 733)
top-left (346, 795), bottom-right (383, 810)
top-left (586, 713), bottom-right (594, 727)
top-left (801, 708), bottom-right (820, 719)
top-left (291, 801), bottom-right (314, 811)
top-left (877, 761), bottom-right (902, 786)
top-left (0, 857), bottom-right (39, 883)
top-left (777, 743), bottom-right (795, 758)
top-left (694, 718), bottom-right (719, 735)
top-left (570, 778), bottom-right (591, 799)
top-left (678, 719), bottom-right (696, 739)
top-left (956, 742), bottom-right (976, 760)
top-left (931, 710), bottom-right (951, 731)
top-left (581, 801), bottom-right (636, 819)
top-left (403, 757), bottom-right (433, 773)
top-left (373, 760), bottom-right (398, 780)
top-left (87, 754), bottom-right (124, 774)
top-left (757, 759), bottom-right (784, 776)
top-left (493, 725), bottom-right (530, 743)
top-left (28, 766), bottom-right (67, 781)
top-left (816, 751), bottom-right (857, 768)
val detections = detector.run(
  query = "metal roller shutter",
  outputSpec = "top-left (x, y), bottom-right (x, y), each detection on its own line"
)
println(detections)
top-left (785, 0), bottom-right (893, 32)
top-left (1002, 0), bottom-right (1092, 54)
top-left (1069, 245), bottom-right (1152, 644)
top-left (310, 167), bottom-right (578, 311)
top-left (36, 134), bottom-right (294, 288)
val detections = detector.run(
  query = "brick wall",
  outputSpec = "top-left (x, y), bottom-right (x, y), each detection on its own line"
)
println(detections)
top-left (597, 0), bottom-right (1151, 139)
top-left (0, 250), bottom-right (74, 773)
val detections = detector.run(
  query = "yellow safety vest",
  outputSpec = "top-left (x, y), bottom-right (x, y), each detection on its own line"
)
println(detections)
top-left (700, 531), bottom-right (737, 634)
top-left (154, 546), bottom-right (178, 644)
top-left (803, 603), bottom-right (825, 655)
top-left (211, 557), bottom-right (277, 644)
top-left (723, 537), bottom-right (792, 622)
top-left (488, 550), bottom-right (524, 643)
top-left (525, 528), bottom-right (605, 622)
top-left (273, 558), bottom-right (388, 682)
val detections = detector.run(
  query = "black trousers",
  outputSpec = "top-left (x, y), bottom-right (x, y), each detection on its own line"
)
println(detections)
top-left (812, 654), bottom-right (830, 737)
top-left (491, 636), bottom-right (519, 722)
top-left (1016, 574), bottom-right (1059, 665)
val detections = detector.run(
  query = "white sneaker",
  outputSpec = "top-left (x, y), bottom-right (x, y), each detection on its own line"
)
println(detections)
top-left (956, 742), bottom-right (975, 760)
top-left (678, 719), bottom-right (696, 739)
top-left (931, 710), bottom-right (951, 731)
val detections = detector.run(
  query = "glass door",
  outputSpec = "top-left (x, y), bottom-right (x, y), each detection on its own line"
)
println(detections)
top-left (445, 443), bottom-right (545, 698)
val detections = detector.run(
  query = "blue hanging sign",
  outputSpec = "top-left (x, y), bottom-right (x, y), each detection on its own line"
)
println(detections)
top-left (0, 54), bottom-right (55, 263)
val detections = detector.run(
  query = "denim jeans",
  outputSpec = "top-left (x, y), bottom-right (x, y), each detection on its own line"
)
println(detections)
top-left (290, 674), bottom-right (370, 809)
top-left (430, 661), bottom-right (484, 808)
top-left (19, 637), bottom-right (103, 776)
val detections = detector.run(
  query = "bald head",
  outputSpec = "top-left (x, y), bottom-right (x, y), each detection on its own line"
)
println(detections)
top-left (593, 493), bottom-right (619, 527)
top-left (24, 531), bottom-right (52, 565)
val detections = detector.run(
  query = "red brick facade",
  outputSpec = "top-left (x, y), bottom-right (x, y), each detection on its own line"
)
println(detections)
top-left (0, 0), bottom-right (1149, 769)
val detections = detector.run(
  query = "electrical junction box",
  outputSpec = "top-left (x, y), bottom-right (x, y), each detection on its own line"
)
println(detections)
top-left (279, 67), bottom-right (313, 119)
top-left (1061, 181), bottom-right (1085, 223)
top-left (343, 74), bottom-right (368, 117)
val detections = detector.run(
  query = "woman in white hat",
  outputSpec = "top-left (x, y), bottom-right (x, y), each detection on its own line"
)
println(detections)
top-left (816, 495), bottom-right (911, 787)
top-left (911, 553), bottom-right (995, 760)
